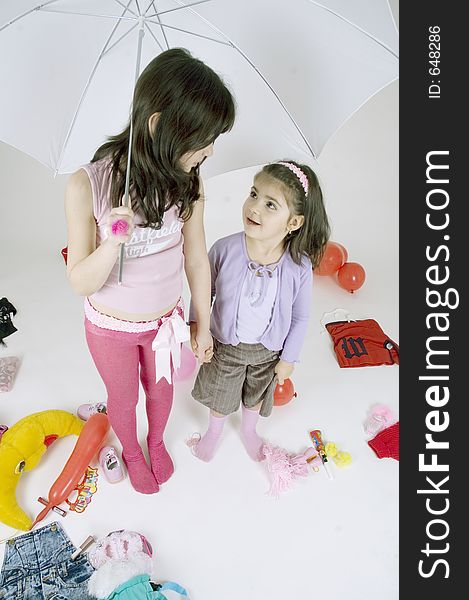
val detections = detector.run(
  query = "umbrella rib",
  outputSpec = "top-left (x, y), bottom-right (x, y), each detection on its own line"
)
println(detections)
top-left (144, 0), bottom-right (154, 15)
top-left (145, 21), bottom-right (167, 52)
top-left (103, 22), bottom-right (139, 58)
top-left (55, 0), bottom-right (136, 174)
top-left (146, 19), bottom-right (230, 46)
top-left (225, 46), bottom-right (315, 158)
top-left (307, 0), bottom-right (398, 59)
top-left (160, 0), bottom-right (316, 157)
top-left (145, 0), bottom-right (212, 18)
top-left (147, 2), bottom-right (170, 50)
top-left (134, 0), bottom-right (143, 15)
top-left (113, 0), bottom-right (139, 18)
top-left (39, 8), bottom-right (136, 22)
top-left (0, 0), bottom-right (60, 32)
top-left (326, 75), bottom-right (399, 151)
top-left (144, 0), bottom-right (161, 15)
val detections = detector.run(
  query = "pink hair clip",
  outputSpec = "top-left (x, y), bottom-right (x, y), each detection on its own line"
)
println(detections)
top-left (277, 161), bottom-right (309, 195)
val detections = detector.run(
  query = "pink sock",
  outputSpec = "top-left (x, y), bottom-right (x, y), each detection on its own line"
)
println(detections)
top-left (141, 353), bottom-right (174, 485)
top-left (148, 440), bottom-right (174, 484)
top-left (241, 405), bottom-right (265, 461)
top-left (192, 413), bottom-right (227, 462)
top-left (122, 451), bottom-right (159, 494)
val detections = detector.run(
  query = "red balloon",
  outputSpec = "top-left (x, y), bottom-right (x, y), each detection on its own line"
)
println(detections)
top-left (337, 262), bottom-right (366, 293)
top-left (335, 242), bottom-right (348, 263)
top-left (273, 378), bottom-right (297, 406)
top-left (314, 242), bottom-right (346, 275)
top-left (32, 413), bottom-right (110, 528)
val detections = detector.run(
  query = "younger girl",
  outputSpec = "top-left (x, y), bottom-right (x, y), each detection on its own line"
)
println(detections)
top-left (188, 160), bottom-right (330, 461)
top-left (65, 48), bottom-right (235, 493)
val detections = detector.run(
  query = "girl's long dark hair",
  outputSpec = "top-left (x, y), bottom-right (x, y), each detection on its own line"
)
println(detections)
top-left (261, 161), bottom-right (330, 267)
top-left (92, 48), bottom-right (236, 228)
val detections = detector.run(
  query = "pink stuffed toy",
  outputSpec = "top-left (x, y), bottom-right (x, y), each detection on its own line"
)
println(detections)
top-left (87, 530), bottom-right (153, 599)
top-left (87, 530), bottom-right (189, 599)
top-left (363, 404), bottom-right (397, 436)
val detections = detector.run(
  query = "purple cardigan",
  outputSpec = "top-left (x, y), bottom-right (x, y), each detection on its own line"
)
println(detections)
top-left (190, 232), bottom-right (313, 363)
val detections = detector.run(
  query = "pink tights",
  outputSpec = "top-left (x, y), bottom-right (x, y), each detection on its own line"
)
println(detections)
top-left (85, 319), bottom-right (174, 494)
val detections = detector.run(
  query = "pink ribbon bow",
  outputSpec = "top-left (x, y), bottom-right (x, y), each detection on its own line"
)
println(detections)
top-left (152, 312), bottom-right (190, 383)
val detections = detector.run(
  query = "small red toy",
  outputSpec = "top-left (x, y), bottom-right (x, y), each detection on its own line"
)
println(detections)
top-left (273, 378), bottom-right (297, 406)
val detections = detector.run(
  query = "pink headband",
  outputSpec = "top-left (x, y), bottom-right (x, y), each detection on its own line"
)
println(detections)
top-left (277, 161), bottom-right (309, 195)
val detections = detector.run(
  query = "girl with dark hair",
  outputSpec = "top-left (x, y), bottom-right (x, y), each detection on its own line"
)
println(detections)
top-left (65, 48), bottom-right (235, 494)
top-left (187, 160), bottom-right (330, 462)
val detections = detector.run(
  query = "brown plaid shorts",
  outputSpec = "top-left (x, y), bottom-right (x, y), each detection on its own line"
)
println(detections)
top-left (191, 338), bottom-right (280, 417)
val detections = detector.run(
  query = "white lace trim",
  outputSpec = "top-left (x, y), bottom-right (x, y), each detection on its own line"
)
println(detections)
top-left (84, 298), bottom-right (184, 333)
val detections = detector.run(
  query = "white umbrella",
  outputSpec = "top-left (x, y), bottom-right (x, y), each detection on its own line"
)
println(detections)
top-left (0, 0), bottom-right (398, 179)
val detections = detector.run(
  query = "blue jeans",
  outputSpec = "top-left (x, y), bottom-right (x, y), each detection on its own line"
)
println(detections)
top-left (0, 522), bottom-right (95, 600)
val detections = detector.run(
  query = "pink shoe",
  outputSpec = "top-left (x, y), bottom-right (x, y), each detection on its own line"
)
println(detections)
top-left (77, 402), bottom-right (107, 421)
top-left (99, 446), bottom-right (124, 483)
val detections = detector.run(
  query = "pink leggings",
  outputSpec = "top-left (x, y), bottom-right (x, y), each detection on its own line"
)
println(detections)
top-left (85, 318), bottom-right (173, 458)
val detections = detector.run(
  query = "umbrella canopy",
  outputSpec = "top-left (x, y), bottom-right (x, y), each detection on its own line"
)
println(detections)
top-left (0, 0), bottom-right (398, 177)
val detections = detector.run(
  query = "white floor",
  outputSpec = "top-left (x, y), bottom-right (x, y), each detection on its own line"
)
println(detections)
top-left (0, 78), bottom-right (398, 599)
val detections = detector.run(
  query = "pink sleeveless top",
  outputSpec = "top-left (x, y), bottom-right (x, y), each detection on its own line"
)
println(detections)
top-left (81, 159), bottom-right (184, 314)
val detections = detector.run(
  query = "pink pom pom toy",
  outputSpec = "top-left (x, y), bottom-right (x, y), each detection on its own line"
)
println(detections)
top-left (262, 443), bottom-right (321, 498)
top-left (111, 219), bottom-right (129, 236)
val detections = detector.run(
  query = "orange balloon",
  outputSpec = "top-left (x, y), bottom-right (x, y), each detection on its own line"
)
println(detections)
top-left (273, 378), bottom-right (297, 406)
top-left (314, 242), bottom-right (346, 275)
top-left (337, 262), bottom-right (366, 293)
top-left (32, 413), bottom-right (110, 528)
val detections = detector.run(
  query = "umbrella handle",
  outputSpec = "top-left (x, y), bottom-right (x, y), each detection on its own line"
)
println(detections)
top-left (117, 243), bottom-right (125, 285)
top-left (117, 191), bottom-right (132, 285)
top-left (117, 190), bottom-right (131, 285)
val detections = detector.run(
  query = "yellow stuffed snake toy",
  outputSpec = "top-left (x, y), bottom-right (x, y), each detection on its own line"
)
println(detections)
top-left (0, 410), bottom-right (83, 531)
